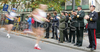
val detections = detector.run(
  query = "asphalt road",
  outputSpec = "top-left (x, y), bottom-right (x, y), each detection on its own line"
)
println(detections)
top-left (0, 31), bottom-right (86, 52)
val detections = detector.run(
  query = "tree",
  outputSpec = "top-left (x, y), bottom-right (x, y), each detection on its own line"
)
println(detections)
top-left (0, 0), bottom-right (25, 9)
top-left (0, 0), bottom-right (81, 12)
top-left (30, 0), bottom-right (81, 12)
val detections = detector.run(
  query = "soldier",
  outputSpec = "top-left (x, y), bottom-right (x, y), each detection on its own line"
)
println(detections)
top-left (84, 5), bottom-right (98, 51)
top-left (73, 6), bottom-right (85, 47)
top-left (59, 12), bottom-right (66, 43)
top-left (68, 10), bottom-right (76, 44)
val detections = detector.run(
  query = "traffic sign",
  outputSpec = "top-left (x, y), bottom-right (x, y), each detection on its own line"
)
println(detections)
top-left (91, 0), bottom-right (95, 5)
top-left (3, 4), bottom-right (9, 11)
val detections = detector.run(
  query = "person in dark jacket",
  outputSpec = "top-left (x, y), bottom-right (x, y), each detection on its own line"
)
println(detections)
top-left (74, 6), bottom-right (85, 47)
top-left (68, 10), bottom-right (76, 44)
top-left (45, 13), bottom-right (52, 38)
top-left (84, 5), bottom-right (98, 51)
top-left (51, 11), bottom-right (59, 40)
top-left (63, 12), bottom-right (69, 42)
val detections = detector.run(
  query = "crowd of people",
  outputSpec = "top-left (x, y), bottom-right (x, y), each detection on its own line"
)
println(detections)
top-left (43, 5), bottom-right (98, 51)
top-left (3, 4), bottom-right (98, 51)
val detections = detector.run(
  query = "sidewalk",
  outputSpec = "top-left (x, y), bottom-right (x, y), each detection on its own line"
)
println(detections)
top-left (1, 30), bottom-right (100, 52)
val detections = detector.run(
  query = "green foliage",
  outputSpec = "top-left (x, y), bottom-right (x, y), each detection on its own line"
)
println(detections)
top-left (75, 0), bottom-right (81, 6)
top-left (0, 0), bottom-right (81, 12)
top-left (30, 0), bottom-right (81, 12)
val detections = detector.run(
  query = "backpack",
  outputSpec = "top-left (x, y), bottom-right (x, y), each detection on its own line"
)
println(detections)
top-left (86, 23), bottom-right (88, 29)
top-left (31, 18), bottom-right (35, 24)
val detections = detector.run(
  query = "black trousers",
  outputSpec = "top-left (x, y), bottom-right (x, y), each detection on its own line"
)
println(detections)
top-left (76, 27), bottom-right (84, 45)
top-left (63, 29), bottom-right (68, 41)
top-left (45, 26), bottom-right (50, 38)
top-left (52, 26), bottom-right (58, 39)
top-left (88, 29), bottom-right (97, 49)
top-left (69, 29), bottom-right (75, 42)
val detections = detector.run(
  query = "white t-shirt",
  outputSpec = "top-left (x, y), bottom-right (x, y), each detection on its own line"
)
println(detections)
top-left (34, 9), bottom-right (46, 23)
top-left (8, 12), bottom-right (16, 20)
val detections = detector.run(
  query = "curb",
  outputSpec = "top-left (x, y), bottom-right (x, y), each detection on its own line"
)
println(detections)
top-left (3, 31), bottom-right (100, 52)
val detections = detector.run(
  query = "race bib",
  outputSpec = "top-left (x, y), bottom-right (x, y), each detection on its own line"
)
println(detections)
top-left (10, 17), bottom-right (14, 20)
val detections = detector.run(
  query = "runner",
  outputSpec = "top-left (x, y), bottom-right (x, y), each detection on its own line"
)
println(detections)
top-left (5, 8), bottom-right (17, 38)
top-left (23, 4), bottom-right (49, 50)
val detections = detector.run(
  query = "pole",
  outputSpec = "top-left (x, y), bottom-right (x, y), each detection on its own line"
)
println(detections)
top-left (72, 0), bottom-right (75, 10)
top-left (65, 0), bottom-right (67, 10)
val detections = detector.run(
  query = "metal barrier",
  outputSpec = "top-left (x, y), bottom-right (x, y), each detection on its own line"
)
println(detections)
top-left (0, 13), bottom-right (5, 27)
